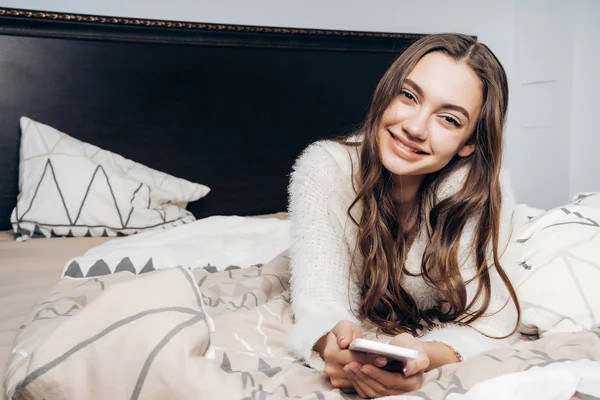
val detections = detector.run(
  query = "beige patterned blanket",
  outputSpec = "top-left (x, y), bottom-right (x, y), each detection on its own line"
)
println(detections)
top-left (4, 252), bottom-right (600, 399)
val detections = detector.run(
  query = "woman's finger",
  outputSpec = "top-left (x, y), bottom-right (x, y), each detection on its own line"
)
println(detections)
top-left (347, 371), bottom-right (368, 398)
top-left (355, 379), bottom-right (382, 399)
top-left (346, 363), bottom-right (388, 396)
top-left (361, 363), bottom-right (422, 393)
top-left (403, 354), bottom-right (429, 377)
top-left (389, 333), bottom-right (429, 376)
top-left (323, 329), bottom-right (389, 370)
top-left (328, 345), bottom-right (385, 367)
top-left (404, 359), bottom-right (418, 377)
top-left (351, 351), bottom-right (389, 367)
top-left (326, 365), bottom-right (354, 389)
top-left (348, 370), bottom-right (380, 399)
top-left (331, 320), bottom-right (363, 349)
top-left (329, 377), bottom-right (352, 389)
top-left (324, 333), bottom-right (358, 365)
top-left (345, 350), bottom-right (388, 366)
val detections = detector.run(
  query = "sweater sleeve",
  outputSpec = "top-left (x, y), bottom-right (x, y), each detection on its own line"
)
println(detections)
top-left (420, 171), bottom-right (522, 360)
top-left (284, 142), bottom-right (360, 371)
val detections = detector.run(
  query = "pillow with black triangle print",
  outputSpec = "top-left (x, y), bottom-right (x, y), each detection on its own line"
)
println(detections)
top-left (10, 117), bottom-right (210, 241)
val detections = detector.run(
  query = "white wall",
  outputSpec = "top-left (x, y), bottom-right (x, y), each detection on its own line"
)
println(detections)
top-left (569, 0), bottom-right (600, 196)
top-left (507, 0), bottom-right (575, 209)
top-left (0, 0), bottom-right (593, 209)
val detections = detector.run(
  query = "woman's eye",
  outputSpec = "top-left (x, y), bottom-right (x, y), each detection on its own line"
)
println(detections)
top-left (443, 116), bottom-right (461, 128)
top-left (401, 90), bottom-right (415, 101)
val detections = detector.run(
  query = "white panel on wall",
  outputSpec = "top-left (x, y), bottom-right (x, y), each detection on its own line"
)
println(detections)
top-left (507, 0), bottom-right (574, 209)
top-left (520, 82), bottom-right (556, 129)
top-left (569, 0), bottom-right (600, 196)
top-left (514, 0), bottom-right (574, 84)
top-left (509, 126), bottom-right (568, 209)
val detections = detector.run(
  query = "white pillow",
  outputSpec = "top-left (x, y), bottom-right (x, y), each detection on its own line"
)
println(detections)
top-left (10, 117), bottom-right (210, 241)
top-left (514, 192), bottom-right (600, 336)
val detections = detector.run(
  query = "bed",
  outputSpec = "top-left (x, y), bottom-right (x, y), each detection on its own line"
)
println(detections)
top-left (1, 7), bottom-right (599, 400)
top-left (0, 232), bottom-right (112, 381)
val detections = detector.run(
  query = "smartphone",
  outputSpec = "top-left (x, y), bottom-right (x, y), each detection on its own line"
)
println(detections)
top-left (348, 338), bottom-right (419, 362)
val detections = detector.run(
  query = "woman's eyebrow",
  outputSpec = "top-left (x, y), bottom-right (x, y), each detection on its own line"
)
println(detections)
top-left (441, 104), bottom-right (470, 121)
top-left (404, 78), bottom-right (470, 121)
top-left (404, 78), bottom-right (424, 97)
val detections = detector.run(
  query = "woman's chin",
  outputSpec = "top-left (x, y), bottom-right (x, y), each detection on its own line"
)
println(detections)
top-left (380, 149), bottom-right (426, 177)
top-left (381, 161), bottom-right (425, 177)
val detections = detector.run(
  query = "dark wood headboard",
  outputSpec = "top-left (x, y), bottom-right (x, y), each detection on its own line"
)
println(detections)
top-left (0, 8), bottom-right (424, 230)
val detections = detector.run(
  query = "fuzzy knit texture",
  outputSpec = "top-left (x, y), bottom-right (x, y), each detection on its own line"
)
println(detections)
top-left (285, 140), bottom-right (528, 371)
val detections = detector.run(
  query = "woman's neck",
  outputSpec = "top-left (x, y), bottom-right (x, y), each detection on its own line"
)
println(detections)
top-left (393, 174), bottom-right (424, 204)
top-left (393, 174), bottom-right (424, 227)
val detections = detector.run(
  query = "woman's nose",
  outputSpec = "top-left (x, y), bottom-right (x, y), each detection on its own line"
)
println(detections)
top-left (403, 112), bottom-right (428, 140)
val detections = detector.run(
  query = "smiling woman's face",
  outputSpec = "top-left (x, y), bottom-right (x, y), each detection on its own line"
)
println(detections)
top-left (378, 51), bottom-right (483, 178)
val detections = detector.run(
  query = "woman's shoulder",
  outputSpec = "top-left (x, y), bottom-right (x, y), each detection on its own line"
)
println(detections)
top-left (433, 163), bottom-right (518, 213)
top-left (291, 139), bottom-right (360, 193)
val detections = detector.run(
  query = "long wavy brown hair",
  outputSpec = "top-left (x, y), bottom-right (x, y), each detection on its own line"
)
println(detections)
top-left (347, 33), bottom-right (520, 337)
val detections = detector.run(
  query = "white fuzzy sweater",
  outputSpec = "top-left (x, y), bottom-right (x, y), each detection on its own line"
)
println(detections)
top-left (285, 140), bottom-right (525, 371)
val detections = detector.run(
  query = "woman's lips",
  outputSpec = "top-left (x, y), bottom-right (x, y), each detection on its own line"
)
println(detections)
top-left (388, 130), bottom-right (428, 161)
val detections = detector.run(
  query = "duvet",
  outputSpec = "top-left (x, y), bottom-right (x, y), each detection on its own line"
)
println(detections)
top-left (5, 249), bottom-right (600, 399)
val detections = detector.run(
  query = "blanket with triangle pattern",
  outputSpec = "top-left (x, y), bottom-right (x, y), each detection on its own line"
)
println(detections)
top-left (4, 251), bottom-right (600, 400)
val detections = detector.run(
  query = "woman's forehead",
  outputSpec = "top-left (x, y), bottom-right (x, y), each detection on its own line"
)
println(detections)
top-left (406, 52), bottom-right (483, 117)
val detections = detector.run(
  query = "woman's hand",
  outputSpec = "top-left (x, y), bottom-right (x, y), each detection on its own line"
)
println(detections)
top-left (342, 333), bottom-right (430, 398)
top-left (314, 320), bottom-right (388, 390)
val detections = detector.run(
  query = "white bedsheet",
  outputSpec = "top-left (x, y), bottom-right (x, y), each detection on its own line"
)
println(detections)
top-left (62, 215), bottom-right (291, 277)
top-left (440, 359), bottom-right (600, 400)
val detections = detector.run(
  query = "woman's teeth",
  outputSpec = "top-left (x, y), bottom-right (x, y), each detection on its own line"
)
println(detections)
top-left (394, 136), bottom-right (423, 154)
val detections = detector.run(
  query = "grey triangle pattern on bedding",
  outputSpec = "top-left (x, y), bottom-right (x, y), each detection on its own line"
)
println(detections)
top-left (64, 261), bottom-right (84, 278)
top-left (516, 193), bottom-right (600, 244)
top-left (257, 358), bottom-right (282, 378)
top-left (114, 257), bottom-right (136, 274)
top-left (63, 258), bottom-right (159, 278)
top-left (11, 157), bottom-right (197, 241)
top-left (86, 259), bottom-right (111, 277)
top-left (32, 304), bottom-right (81, 323)
top-left (139, 259), bottom-right (155, 274)
top-left (62, 257), bottom-right (262, 278)
top-left (220, 353), bottom-right (234, 373)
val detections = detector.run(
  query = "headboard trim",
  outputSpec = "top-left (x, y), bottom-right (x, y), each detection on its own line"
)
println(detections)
top-left (0, 7), bottom-right (422, 50)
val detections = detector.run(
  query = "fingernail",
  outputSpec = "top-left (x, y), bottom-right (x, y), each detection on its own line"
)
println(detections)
top-left (403, 366), bottom-right (408, 375)
top-left (375, 357), bottom-right (387, 366)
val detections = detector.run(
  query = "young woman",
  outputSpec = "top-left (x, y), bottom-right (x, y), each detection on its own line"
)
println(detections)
top-left (285, 33), bottom-right (525, 398)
